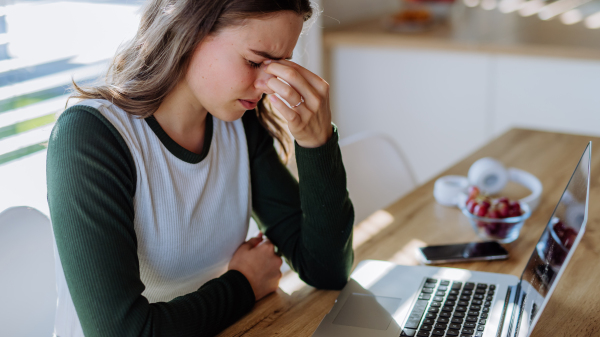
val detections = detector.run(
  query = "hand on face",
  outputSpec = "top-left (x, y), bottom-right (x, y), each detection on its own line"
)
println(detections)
top-left (228, 233), bottom-right (283, 301)
top-left (264, 60), bottom-right (333, 148)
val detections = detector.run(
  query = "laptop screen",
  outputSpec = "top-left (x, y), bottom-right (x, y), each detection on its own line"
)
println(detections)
top-left (510, 142), bottom-right (591, 337)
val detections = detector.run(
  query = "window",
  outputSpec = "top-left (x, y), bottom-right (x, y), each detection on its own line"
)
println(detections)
top-left (0, 0), bottom-right (140, 215)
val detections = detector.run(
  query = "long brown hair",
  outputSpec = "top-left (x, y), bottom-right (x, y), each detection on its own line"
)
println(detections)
top-left (71, 0), bottom-right (314, 162)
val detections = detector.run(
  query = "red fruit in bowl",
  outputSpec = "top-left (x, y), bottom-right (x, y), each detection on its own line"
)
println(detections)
top-left (488, 209), bottom-right (501, 219)
top-left (497, 202), bottom-right (509, 218)
top-left (507, 203), bottom-right (522, 217)
top-left (466, 194), bottom-right (528, 241)
top-left (468, 186), bottom-right (480, 200)
top-left (509, 201), bottom-right (521, 213)
top-left (467, 199), bottom-right (478, 214)
top-left (495, 223), bottom-right (513, 238)
top-left (474, 204), bottom-right (488, 217)
top-left (508, 209), bottom-right (521, 217)
top-left (481, 200), bottom-right (491, 209)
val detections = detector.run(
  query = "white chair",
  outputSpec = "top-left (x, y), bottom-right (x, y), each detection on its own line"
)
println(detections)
top-left (0, 206), bottom-right (56, 336)
top-left (339, 132), bottom-right (417, 225)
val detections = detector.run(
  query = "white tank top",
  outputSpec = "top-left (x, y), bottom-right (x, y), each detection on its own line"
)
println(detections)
top-left (52, 99), bottom-right (251, 337)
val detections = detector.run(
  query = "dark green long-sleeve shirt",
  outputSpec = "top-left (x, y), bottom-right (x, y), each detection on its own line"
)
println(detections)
top-left (46, 105), bottom-right (354, 336)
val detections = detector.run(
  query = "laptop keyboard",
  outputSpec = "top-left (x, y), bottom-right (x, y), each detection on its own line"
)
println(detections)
top-left (400, 278), bottom-right (496, 337)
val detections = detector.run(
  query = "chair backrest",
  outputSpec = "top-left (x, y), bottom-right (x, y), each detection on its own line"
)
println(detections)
top-left (339, 132), bottom-right (417, 225)
top-left (0, 206), bottom-right (56, 336)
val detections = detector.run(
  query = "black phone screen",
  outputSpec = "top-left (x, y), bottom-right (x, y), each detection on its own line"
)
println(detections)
top-left (419, 241), bottom-right (509, 263)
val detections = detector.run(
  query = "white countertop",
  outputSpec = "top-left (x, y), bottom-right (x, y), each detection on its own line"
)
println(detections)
top-left (324, 5), bottom-right (600, 61)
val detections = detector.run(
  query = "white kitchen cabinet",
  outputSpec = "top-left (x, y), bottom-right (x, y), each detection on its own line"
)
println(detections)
top-left (332, 46), bottom-right (491, 183)
top-left (492, 55), bottom-right (600, 138)
top-left (331, 45), bottom-right (600, 185)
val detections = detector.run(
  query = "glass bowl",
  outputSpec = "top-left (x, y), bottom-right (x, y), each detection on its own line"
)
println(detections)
top-left (460, 202), bottom-right (531, 243)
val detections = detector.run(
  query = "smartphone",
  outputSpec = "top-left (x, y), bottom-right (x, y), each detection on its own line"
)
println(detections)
top-left (418, 241), bottom-right (509, 264)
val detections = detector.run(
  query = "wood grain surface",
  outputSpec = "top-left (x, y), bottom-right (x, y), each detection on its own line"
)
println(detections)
top-left (217, 128), bottom-right (600, 337)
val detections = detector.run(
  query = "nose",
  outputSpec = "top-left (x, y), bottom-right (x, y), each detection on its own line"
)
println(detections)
top-left (254, 64), bottom-right (276, 95)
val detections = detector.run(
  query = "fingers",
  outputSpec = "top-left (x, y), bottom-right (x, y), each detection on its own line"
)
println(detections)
top-left (267, 77), bottom-right (303, 109)
top-left (244, 233), bottom-right (264, 249)
top-left (266, 59), bottom-right (329, 96)
top-left (246, 238), bottom-right (261, 249)
top-left (268, 93), bottom-right (297, 122)
top-left (255, 238), bottom-right (275, 250)
top-left (268, 93), bottom-right (305, 129)
top-left (228, 242), bottom-right (283, 301)
top-left (255, 240), bottom-right (283, 264)
top-left (264, 62), bottom-right (321, 112)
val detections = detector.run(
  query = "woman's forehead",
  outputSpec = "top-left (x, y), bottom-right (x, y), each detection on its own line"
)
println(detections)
top-left (220, 12), bottom-right (303, 58)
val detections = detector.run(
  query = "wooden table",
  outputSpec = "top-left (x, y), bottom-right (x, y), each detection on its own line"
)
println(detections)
top-left (218, 129), bottom-right (600, 337)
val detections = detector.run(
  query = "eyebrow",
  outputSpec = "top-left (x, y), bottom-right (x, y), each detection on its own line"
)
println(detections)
top-left (250, 49), bottom-right (293, 61)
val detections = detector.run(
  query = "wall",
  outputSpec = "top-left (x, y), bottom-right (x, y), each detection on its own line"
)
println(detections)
top-left (331, 46), bottom-right (600, 184)
top-left (293, 0), bottom-right (324, 76)
top-left (322, 0), bottom-right (400, 28)
top-left (492, 55), bottom-right (600, 137)
top-left (332, 46), bottom-right (491, 183)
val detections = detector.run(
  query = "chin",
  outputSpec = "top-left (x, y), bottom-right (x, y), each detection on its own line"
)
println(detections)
top-left (211, 107), bottom-right (247, 122)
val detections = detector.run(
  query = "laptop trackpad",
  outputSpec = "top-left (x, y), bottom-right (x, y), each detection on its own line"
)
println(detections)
top-left (332, 293), bottom-right (402, 330)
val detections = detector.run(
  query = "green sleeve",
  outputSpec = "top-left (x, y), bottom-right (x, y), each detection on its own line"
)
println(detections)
top-left (47, 106), bottom-right (255, 337)
top-left (242, 111), bottom-right (354, 290)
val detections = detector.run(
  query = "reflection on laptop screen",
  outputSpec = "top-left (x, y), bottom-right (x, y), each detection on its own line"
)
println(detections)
top-left (509, 142), bottom-right (591, 337)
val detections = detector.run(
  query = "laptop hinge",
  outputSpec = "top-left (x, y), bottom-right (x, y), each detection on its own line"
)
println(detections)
top-left (513, 291), bottom-right (528, 337)
top-left (496, 286), bottom-right (512, 337)
top-left (505, 283), bottom-right (521, 337)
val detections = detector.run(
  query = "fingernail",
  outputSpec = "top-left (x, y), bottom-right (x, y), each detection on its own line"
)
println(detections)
top-left (268, 94), bottom-right (277, 102)
top-left (264, 60), bottom-right (272, 65)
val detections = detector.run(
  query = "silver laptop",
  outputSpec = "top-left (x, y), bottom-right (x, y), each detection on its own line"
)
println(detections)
top-left (313, 142), bottom-right (591, 337)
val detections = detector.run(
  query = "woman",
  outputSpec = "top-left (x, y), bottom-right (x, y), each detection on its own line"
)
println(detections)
top-left (47, 0), bottom-right (354, 336)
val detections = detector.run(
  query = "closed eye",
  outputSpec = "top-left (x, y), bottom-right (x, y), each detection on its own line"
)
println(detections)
top-left (247, 60), bottom-right (261, 69)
